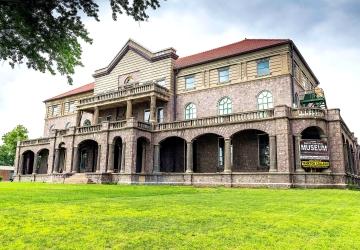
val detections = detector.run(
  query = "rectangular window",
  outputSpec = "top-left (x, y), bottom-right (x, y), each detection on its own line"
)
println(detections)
top-left (51, 105), bottom-right (59, 116)
top-left (65, 101), bottom-right (75, 113)
top-left (106, 115), bottom-right (112, 121)
top-left (157, 108), bottom-right (164, 123)
top-left (218, 68), bottom-right (229, 83)
top-left (144, 109), bottom-right (150, 123)
top-left (257, 59), bottom-right (270, 76)
top-left (185, 76), bottom-right (195, 90)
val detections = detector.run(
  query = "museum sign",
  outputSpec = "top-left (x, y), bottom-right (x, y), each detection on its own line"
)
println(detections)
top-left (300, 139), bottom-right (330, 169)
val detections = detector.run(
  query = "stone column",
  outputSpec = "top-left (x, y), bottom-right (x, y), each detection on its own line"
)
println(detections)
top-left (141, 144), bottom-right (146, 173)
top-left (72, 147), bottom-right (79, 173)
top-left (294, 134), bottom-right (304, 172)
top-left (96, 145), bottom-right (101, 172)
top-left (93, 106), bottom-right (99, 125)
top-left (126, 100), bottom-right (132, 119)
top-left (75, 111), bottom-right (82, 127)
top-left (53, 148), bottom-right (60, 173)
top-left (224, 138), bottom-right (232, 173)
top-left (153, 144), bottom-right (160, 173)
top-left (120, 142), bottom-right (126, 173)
top-left (107, 143), bottom-right (114, 173)
top-left (320, 135), bottom-right (331, 173)
top-left (269, 135), bottom-right (277, 172)
top-left (18, 154), bottom-right (24, 175)
top-left (186, 141), bottom-right (193, 173)
top-left (149, 95), bottom-right (157, 123)
top-left (14, 142), bottom-right (20, 175)
top-left (32, 153), bottom-right (38, 174)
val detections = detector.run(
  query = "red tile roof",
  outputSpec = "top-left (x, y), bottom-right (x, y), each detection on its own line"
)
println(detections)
top-left (175, 39), bottom-right (290, 69)
top-left (44, 82), bottom-right (94, 102)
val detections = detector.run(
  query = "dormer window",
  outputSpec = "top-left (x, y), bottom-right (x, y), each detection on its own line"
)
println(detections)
top-left (257, 58), bottom-right (270, 76)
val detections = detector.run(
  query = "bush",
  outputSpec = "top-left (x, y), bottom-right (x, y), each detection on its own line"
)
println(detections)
top-left (0, 176), bottom-right (2, 182)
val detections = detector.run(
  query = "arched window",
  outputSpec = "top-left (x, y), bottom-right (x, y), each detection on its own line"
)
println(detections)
top-left (83, 119), bottom-right (91, 127)
top-left (49, 125), bottom-right (55, 132)
top-left (218, 97), bottom-right (232, 115)
top-left (257, 91), bottom-right (273, 110)
top-left (65, 122), bottom-right (71, 129)
top-left (185, 103), bottom-right (196, 120)
top-left (124, 76), bottom-right (133, 85)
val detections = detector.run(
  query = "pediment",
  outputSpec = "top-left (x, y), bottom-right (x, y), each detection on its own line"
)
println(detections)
top-left (93, 39), bottom-right (178, 78)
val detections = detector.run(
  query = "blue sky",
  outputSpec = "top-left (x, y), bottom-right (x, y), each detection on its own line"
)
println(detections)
top-left (0, 0), bottom-right (359, 139)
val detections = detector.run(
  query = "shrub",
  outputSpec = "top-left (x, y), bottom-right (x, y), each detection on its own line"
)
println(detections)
top-left (0, 176), bottom-right (2, 182)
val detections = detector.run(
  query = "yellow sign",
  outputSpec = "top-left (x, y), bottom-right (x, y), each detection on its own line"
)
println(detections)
top-left (301, 160), bottom-right (330, 168)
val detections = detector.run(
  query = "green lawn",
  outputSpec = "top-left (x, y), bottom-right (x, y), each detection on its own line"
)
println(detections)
top-left (1, 183), bottom-right (360, 249)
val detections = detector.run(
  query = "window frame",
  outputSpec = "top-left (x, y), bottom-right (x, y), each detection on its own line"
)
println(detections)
top-left (218, 97), bottom-right (232, 115)
top-left (157, 107), bottom-right (164, 123)
top-left (257, 90), bottom-right (274, 110)
top-left (184, 103), bottom-right (196, 120)
top-left (51, 105), bottom-right (60, 116)
top-left (144, 109), bottom-right (150, 123)
top-left (257, 58), bottom-right (270, 77)
top-left (218, 67), bottom-right (230, 83)
top-left (185, 75), bottom-right (196, 90)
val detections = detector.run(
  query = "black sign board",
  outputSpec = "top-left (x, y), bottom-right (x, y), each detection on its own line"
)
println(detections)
top-left (300, 139), bottom-right (330, 169)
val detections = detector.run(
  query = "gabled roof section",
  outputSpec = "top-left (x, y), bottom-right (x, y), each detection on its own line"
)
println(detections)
top-left (93, 39), bottom-right (178, 78)
top-left (44, 82), bottom-right (94, 102)
top-left (174, 39), bottom-right (290, 69)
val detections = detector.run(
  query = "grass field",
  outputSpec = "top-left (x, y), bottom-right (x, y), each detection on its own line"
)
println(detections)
top-left (1, 183), bottom-right (360, 249)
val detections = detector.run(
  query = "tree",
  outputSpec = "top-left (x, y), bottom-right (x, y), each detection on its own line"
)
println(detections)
top-left (0, 0), bottom-right (161, 84)
top-left (0, 125), bottom-right (29, 166)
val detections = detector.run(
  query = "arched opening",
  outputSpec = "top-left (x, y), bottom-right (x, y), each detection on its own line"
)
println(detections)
top-left (160, 137), bottom-right (186, 172)
top-left (21, 150), bottom-right (35, 175)
top-left (300, 126), bottom-right (327, 173)
top-left (113, 137), bottom-right (123, 173)
top-left (231, 129), bottom-right (269, 172)
top-left (301, 126), bottom-right (324, 139)
top-left (77, 140), bottom-right (99, 173)
top-left (136, 137), bottom-right (150, 173)
top-left (193, 133), bottom-right (224, 173)
top-left (58, 143), bottom-right (66, 173)
top-left (37, 149), bottom-right (49, 174)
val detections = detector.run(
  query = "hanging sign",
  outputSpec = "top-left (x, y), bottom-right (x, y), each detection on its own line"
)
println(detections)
top-left (300, 139), bottom-right (330, 169)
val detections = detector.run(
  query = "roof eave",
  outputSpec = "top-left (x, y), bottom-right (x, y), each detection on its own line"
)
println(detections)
top-left (175, 40), bottom-right (291, 70)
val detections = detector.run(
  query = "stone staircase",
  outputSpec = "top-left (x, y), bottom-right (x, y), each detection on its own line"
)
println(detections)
top-left (63, 173), bottom-right (91, 184)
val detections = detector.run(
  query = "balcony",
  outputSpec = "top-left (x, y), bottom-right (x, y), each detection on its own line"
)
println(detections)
top-left (19, 107), bottom-right (329, 147)
top-left (155, 109), bottom-right (275, 131)
top-left (291, 108), bottom-right (326, 118)
top-left (20, 138), bottom-right (50, 146)
top-left (77, 82), bottom-right (171, 110)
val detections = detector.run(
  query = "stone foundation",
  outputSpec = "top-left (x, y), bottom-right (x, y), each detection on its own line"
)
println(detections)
top-left (13, 172), bottom-right (350, 188)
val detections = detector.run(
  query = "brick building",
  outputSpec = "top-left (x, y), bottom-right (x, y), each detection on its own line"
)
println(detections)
top-left (0, 166), bottom-right (14, 181)
top-left (13, 38), bottom-right (360, 187)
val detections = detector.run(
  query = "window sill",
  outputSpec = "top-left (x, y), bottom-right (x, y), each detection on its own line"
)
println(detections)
top-left (256, 73), bottom-right (272, 78)
top-left (217, 80), bottom-right (231, 85)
